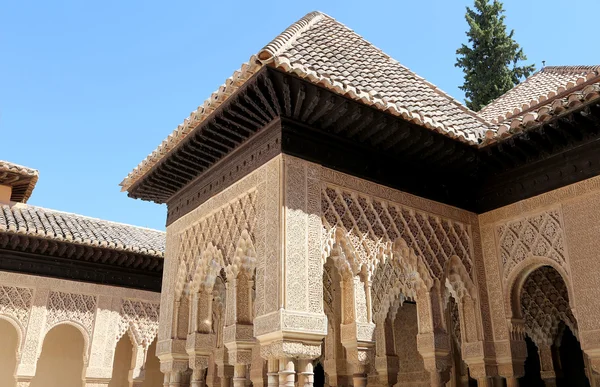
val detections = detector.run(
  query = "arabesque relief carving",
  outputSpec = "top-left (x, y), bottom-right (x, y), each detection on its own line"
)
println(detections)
top-left (497, 208), bottom-right (567, 280)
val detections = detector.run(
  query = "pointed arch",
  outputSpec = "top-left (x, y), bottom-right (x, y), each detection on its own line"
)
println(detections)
top-left (327, 227), bottom-right (361, 279)
top-left (174, 259), bottom-right (189, 302)
top-left (442, 256), bottom-right (482, 351)
top-left (443, 256), bottom-right (477, 301)
top-left (229, 229), bottom-right (257, 279)
top-left (191, 242), bottom-right (226, 294)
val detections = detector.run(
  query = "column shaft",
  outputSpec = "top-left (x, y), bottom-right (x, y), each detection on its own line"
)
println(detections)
top-left (278, 358), bottom-right (295, 387)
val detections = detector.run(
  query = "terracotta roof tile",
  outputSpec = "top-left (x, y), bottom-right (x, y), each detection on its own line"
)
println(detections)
top-left (478, 66), bottom-right (600, 123)
top-left (481, 67), bottom-right (600, 143)
top-left (0, 161), bottom-right (39, 203)
top-left (121, 11), bottom-right (490, 192)
top-left (0, 204), bottom-right (165, 257)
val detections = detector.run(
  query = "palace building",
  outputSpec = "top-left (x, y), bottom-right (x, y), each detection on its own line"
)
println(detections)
top-left (0, 160), bottom-right (165, 387)
top-left (3, 10), bottom-right (600, 387)
top-left (120, 11), bottom-right (600, 387)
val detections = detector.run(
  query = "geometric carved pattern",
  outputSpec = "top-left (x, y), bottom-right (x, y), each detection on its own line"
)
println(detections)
top-left (520, 266), bottom-right (576, 346)
top-left (45, 291), bottom-right (97, 336)
top-left (322, 186), bottom-right (473, 278)
top-left (117, 299), bottom-right (160, 347)
top-left (497, 209), bottom-right (565, 279)
top-left (323, 264), bottom-right (334, 316)
top-left (0, 285), bottom-right (32, 329)
top-left (179, 190), bottom-right (256, 271)
top-left (371, 258), bottom-right (416, 320)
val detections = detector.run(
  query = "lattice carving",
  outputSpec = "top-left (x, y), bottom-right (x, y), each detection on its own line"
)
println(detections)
top-left (371, 258), bottom-right (417, 322)
top-left (118, 299), bottom-right (160, 347)
top-left (321, 186), bottom-right (472, 279)
top-left (45, 291), bottom-right (97, 335)
top-left (0, 285), bottom-right (32, 329)
top-left (520, 266), bottom-right (576, 346)
top-left (179, 190), bottom-right (256, 270)
top-left (497, 209), bottom-right (566, 279)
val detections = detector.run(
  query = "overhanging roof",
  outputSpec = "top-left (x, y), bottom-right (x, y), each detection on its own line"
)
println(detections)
top-left (120, 11), bottom-right (491, 195)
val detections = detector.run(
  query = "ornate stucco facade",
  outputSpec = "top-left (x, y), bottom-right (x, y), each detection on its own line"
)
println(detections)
top-left (3, 9), bottom-right (600, 387)
top-left (152, 154), bottom-right (600, 387)
top-left (122, 11), bottom-right (600, 387)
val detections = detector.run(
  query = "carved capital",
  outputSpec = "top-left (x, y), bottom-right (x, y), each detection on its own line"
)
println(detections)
top-left (185, 333), bottom-right (216, 355)
top-left (259, 340), bottom-right (321, 360)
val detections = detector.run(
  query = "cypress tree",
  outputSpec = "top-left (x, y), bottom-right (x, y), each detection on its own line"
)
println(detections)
top-left (455, 0), bottom-right (535, 111)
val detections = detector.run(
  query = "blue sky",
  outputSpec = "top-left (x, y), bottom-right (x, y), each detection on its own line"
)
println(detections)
top-left (2, 0), bottom-right (598, 230)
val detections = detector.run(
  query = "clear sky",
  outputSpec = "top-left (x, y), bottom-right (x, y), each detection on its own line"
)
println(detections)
top-left (2, 0), bottom-right (598, 231)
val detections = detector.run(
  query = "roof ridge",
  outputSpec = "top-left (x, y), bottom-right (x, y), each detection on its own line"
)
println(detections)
top-left (12, 203), bottom-right (166, 233)
top-left (258, 11), bottom-right (326, 61)
top-left (260, 12), bottom-right (489, 127)
top-left (541, 65), bottom-right (600, 74)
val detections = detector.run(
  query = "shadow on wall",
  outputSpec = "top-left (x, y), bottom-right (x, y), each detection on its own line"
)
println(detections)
top-left (30, 324), bottom-right (85, 387)
top-left (0, 318), bottom-right (18, 386)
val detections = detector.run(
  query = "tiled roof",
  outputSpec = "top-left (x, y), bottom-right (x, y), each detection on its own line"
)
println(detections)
top-left (0, 161), bottom-right (39, 203)
top-left (479, 66), bottom-right (600, 124)
top-left (481, 67), bottom-right (600, 143)
top-left (0, 203), bottom-right (165, 258)
top-left (121, 11), bottom-right (490, 192)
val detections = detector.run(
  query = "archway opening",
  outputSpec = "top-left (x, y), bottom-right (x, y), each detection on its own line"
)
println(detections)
top-left (314, 362), bottom-right (325, 387)
top-left (0, 318), bottom-right (19, 387)
top-left (30, 324), bottom-right (85, 387)
top-left (516, 265), bottom-right (588, 386)
top-left (519, 336), bottom-right (544, 387)
top-left (393, 300), bottom-right (429, 385)
top-left (557, 325), bottom-right (588, 387)
top-left (109, 334), bottom-right (133, 387)
top-left (142, 339), bottom-right (163, 387)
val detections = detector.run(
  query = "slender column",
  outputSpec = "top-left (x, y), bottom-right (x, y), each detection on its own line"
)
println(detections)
top-left (267, 358), bottom-right (279, 387)
top-left (278, 358), bottom-right (295, 387)
top-left (163, 373), bottom-right (170, 387)
top-left (233, 364), bottom-right (247, 387)
top-left (129, 344), bottom-right (149, 387)
top-left (190, 368), bottom-right (205, 387)
top-left (538, 344), bottom-right (556, 387)
top-left (298, 359), bottom-right (314, 387)
top-left (477, 377), bottom-right (493, 386)
top-left (169, 371), bottom-right (183, 387)
top-left (505, 377), bottom-right (519, 387)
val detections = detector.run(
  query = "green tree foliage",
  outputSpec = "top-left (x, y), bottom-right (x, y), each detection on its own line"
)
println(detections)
top-left (456, 0), bottom-right (535, 111)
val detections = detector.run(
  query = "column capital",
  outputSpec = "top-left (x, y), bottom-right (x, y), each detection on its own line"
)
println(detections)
top-left (260, 339), bottom-right (322, 360)
top-left (255, 309), bottom-right (326, 360)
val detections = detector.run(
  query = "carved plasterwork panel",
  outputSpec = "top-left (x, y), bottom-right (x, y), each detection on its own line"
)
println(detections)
top-left (497, 208), bottom-right (566, 280)
top-left (371, 258), bottom-right (416, 321)
top-left (45, 291), bottom-right (97, 336)
top-left (520, 266), bottom-right (576, 346)
top-left (179, 189), bottom-right (256, 269)
top-left (321, 185), bottom-right (473, 279)
top-left (0, 285), bottom-right (33, 332)
top-left (118, 299), bottom-right (160, 347)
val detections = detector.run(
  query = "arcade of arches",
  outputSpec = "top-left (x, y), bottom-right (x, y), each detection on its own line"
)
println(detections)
top-left (0, 271), bottom-right (161, 387)
top-left (153, 155), bottom-right (600, 387)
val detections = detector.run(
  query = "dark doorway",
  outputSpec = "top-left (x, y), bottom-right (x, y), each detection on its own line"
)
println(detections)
top-left (519, 336), bottom-right (544, 387)
top-left (314, 362), bottom-right (325, 387)
top-left (557, 326), bottom-right (590, 387)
